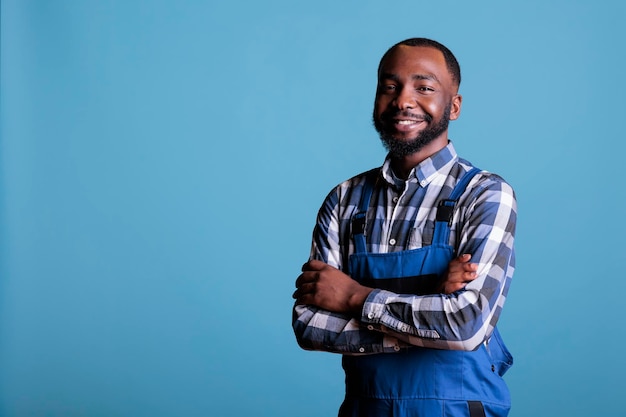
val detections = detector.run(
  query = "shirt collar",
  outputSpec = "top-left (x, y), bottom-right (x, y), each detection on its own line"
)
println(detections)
top-left (381, 141), bottom-right (458, 188)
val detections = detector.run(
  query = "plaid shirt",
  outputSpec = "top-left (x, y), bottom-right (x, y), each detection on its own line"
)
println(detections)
top-left (293, 142), bottom-right (516, 353)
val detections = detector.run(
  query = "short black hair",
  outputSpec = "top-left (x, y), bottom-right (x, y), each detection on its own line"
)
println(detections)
top-left (378, 38), bottom-right (461, 87)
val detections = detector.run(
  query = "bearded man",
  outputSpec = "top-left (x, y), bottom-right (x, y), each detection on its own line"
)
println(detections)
top-left (293, 38), bottom-right (517, 417)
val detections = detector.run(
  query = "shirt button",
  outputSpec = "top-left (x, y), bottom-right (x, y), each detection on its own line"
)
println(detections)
top-left (393, 345), bottom-right (401, 352)
top-left (368, 312), bottom-right (375, 319)
top-left (389, 239), bottom-right (396, 245)
top-left (392, 197), bottom-right (399, 204)
top-left (359, 347), bottom-right (365, 353)
top-left (367, 325), bottom-right (374, 330)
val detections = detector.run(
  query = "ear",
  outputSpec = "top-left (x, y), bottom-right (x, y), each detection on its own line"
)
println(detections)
top-left (449, 94), bottom-right (462, 121)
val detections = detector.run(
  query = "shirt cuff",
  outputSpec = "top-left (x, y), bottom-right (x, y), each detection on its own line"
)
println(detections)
top-left (362, 289), bottom-right (394, 323)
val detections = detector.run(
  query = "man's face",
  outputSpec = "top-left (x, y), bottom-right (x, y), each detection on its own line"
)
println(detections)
top-left (373, 45), bottom-right (461, 158)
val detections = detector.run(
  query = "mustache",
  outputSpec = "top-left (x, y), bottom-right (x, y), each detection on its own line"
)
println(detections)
top-left (381, 110), bottom-right (433, 123)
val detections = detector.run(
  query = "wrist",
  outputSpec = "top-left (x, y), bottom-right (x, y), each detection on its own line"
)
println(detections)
top-left (348, 286), bottom-right (373, 316)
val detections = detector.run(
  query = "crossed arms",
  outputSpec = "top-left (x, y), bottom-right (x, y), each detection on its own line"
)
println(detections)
top-left (292, 174), bottom-right (516, 354)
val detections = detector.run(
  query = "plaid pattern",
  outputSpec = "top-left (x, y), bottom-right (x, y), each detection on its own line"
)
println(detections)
top-left (293, 142), bottom-right (517, 353)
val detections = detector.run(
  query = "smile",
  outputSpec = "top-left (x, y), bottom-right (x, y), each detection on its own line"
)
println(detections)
top-left (387, 118), bottom-right (427, 134)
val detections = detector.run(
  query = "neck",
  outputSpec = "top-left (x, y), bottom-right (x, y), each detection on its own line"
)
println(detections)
top-left (390, 137), bottom-right (449, 180)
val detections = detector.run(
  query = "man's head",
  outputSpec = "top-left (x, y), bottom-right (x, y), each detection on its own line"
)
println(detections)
top-left (373, 38), bottom-right (462, 159)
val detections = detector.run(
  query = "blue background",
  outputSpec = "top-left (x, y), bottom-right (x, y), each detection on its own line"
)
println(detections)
top-left (2, 1), bottom-right (625, 416)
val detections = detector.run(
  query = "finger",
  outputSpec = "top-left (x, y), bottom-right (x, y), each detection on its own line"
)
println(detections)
top-left (445, 275), bottom-right (480, 293)
top-left (448, 254), bottom-right (471, 270)
top-left (462, 262), bottom-right (478, 272)
top-left (303, 259), bottom-right (326, 271)
top-left (292, 282), bottom-right (315, 299)
top-left (300, 282), bottom-right (317, 293)
top-left (447, 261), bottom-right (464, 272)
top-left (463, 271), bottom-right (478, 280)
top-left (295, 273), bottom-right (304, 288)
top-left (295, 271), bottom-right (317, 287)
top-left (292, 286), bottom-right (306, 300)
top-left (295, 293), bottom-right (314, 306)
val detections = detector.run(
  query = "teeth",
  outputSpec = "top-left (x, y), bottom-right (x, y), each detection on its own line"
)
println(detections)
top-left (397, 120), bottom-right (417, 125)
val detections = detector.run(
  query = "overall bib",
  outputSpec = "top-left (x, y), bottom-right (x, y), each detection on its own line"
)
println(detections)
top-left (340, 168), bottom-right (513, 417)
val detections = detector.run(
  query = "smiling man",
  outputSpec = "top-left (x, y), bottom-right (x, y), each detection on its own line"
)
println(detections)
top-left (292, 38), bottom-right (517, 417)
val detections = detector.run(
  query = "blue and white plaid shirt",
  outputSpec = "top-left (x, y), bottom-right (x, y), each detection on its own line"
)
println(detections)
top-left (293, 142), bottom-right (516, 354)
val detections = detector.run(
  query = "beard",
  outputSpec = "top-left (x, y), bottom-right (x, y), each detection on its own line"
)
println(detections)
top-left (373, 102), bottom-right (452, 158)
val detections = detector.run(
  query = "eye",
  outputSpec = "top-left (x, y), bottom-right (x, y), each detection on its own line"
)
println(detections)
top-left (416, 86), bottom-right (435, 92)
top-left (380, 84), bottom-right (397, 93)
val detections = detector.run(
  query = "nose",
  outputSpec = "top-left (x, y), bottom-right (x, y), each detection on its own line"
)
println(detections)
top-left (393, 86), bottom-right (416, 110)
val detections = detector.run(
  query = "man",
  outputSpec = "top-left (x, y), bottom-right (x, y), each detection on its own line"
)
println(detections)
top-left (292, 38), bottom-right (516, 417)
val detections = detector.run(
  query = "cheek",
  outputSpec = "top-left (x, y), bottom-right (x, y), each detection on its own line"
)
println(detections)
top-left (374, 97), bottom-right (390, 116)
top-left (422, 99), bottom-right (447, 117)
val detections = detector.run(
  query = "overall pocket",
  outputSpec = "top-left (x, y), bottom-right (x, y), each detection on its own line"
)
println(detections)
top-left (487, 327), bottom-right (513, 376)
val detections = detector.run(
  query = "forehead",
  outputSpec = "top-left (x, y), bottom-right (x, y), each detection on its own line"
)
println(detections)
top-left (379, 45), bottom-right (452, 84)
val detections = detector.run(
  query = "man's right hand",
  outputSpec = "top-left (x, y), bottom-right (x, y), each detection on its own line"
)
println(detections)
top-left (439, 254), bottom-right (478, 294)
top-left (293, 260), bottom-right (373, 315)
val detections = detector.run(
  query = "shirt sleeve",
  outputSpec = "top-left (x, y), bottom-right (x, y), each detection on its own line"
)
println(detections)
top-left (362, 174), bottom-right (516, 351)
top-left (292, 185), bottom-right (408, 355)
top-left (292, 174), bottom-right (517, 353)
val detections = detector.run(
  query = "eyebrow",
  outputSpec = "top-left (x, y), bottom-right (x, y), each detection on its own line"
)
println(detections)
top-left (380, 72), bottom-right (440, 84)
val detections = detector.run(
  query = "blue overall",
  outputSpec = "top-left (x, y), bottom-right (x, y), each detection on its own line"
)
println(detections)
top-left (340, 168), bottom-right (513, 417)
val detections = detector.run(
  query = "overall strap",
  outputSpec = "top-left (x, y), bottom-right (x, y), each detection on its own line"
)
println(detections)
top-left (351, 169), bottom-right (378, 254)
top-left (432, 167), bottom-right (482, 246)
